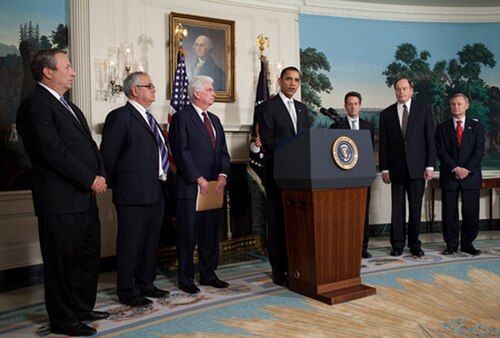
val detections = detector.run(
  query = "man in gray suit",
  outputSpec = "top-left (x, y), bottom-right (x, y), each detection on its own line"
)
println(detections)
top-left (379, 77), bottom-right (436, 258)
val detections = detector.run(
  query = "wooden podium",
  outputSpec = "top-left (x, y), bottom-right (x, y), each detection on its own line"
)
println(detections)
top-left (274, 129), bottom-right (377, 305)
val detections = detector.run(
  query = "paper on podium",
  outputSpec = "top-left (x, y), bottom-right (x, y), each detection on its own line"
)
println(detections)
top-left (196, 181), bottom-right (224, 212)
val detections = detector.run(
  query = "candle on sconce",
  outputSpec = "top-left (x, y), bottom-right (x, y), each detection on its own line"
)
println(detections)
top-left (94, 43), bottom-right (137, 102)
top-left (121, 42), bottom-right (134, 73)
top-left (108, 60), bottom-right (118, 83)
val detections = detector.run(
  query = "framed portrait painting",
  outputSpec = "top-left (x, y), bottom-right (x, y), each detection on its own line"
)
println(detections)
top-left (169, 12), bottom-right (235, 102)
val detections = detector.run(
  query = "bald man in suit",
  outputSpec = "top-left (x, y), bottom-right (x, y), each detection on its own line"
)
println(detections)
top-left (259, 66), bottom-right (310, 286)
top-left (435, 93), bottom-right (484, 256)
top-left (379, 77), bottom-right (436, 258)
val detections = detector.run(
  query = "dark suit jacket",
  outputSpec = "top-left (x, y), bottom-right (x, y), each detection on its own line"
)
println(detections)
top-left (435, 118), bottom-right (484, 190)
top-left (259, 94), bottom-right (309, 185)
top-left (260, 94), bottom-right (309, 155)
top-left (100, 102), bottom-right (164, 205)
top-left (16, 84), bottom-right (104, 217)
top-left (168, 104), bottom-right (231, 199)
top-left (379, 100), bottom-right (436, 180)
top-left (335, 117), bottom-right (375, 147)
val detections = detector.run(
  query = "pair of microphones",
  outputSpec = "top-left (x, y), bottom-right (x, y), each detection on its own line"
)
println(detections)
top-left (320, 107), bottom-right (341, 125)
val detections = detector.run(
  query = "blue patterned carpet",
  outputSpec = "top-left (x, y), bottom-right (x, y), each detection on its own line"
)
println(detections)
top-left (1, 240), bottom-right (499, 337)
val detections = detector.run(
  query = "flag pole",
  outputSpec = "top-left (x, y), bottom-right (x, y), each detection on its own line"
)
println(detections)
top-left (175, 23), bottom-right (188, 56)
top-left (168, 24), bottom-right (190, 174)
top-left (256, 33), bottom-right (269, 56)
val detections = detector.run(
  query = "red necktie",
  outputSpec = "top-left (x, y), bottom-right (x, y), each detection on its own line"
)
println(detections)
top-left (202, 112), bottom-right (216, 148)
top-left (456, 120), bottom-right (463, 146)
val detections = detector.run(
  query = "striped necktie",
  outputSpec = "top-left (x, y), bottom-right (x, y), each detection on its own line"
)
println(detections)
top-left (145, 110), bottom-right (169, 173)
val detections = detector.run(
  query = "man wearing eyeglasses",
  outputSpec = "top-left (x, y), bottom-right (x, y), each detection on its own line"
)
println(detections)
top-left (101, 71), bottom-right (169, 307)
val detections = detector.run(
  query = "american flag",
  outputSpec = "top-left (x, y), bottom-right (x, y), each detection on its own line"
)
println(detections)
top-left (170, 47), bottom-right (190, 114)
top-left (167, 47), bottom-right (190, 172)
top-left (248, 57), bottom-right (270, 182)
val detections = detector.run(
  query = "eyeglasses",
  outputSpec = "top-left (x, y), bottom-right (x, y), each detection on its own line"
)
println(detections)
top-left (136, 83), bottom-right (156, 89)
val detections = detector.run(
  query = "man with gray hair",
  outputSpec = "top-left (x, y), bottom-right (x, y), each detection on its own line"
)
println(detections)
top-left (435, 93), bottom-right (485, 256)
top-left (101, 71), bottom-right (169, 307)
top-left (17, 48), bottom-right (108, 336)
top-left (169, 75), bottom-right (231, 294)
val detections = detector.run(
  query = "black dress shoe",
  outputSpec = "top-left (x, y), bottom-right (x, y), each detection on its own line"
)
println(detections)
top-left (410, 248), bottom-right (425, 257)
top-left (142, 288), bottom-right (170, 298)
top-left (119, 295), bottom-right (153, 307)
top-left (390, 248), bottom-right (403, 256)
top-left (179, 283), bottom-right (201, 294)
top-left (51, 321), bottom-right (97, 336)
top-left (441, 248), bottom-right (457, 255)
top-left (200, 278), bottom-right (229, 288)
top-left (272, 273), bottom-right (289, 287)
top-left (461, 247), bottom-right (481, 256)
top-left (80, 310), bottom-right (110, 321)
top-left (362, 250), bottom-right (372, 259)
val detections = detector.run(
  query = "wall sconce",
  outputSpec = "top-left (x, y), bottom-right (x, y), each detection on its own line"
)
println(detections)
top-left (94, 42), bottom-right (138, 102)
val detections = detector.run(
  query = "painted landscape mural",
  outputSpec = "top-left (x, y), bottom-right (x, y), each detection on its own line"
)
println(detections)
top-left (299, 15), bottom-right (500, 169)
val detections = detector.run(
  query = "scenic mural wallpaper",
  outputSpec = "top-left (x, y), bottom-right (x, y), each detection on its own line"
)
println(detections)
top-left (0, 0), bottom-right (67, 191)
top-left (299, 14), bottom-right (500, 170)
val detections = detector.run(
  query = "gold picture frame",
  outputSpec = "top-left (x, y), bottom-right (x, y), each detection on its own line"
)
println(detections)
top-left (169, 12), bottom-right (235, 102)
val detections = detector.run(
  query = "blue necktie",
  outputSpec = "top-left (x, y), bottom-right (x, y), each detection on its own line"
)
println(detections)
top-left (145, 110), bottom-right (169, 174)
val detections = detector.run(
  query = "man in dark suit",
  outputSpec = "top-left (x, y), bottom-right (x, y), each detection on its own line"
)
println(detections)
top-left (379, 77), bottom-right (436, 257)
top-left (435, 93), bottom-right (484, 256)
top-left (259, 66), bottom-right (310, 286)
top-left (334, 91), bottom-right (375, 259)
top-left (16, 49), bottom-right (109, 336)
top-left (100, 72), bottom-right (169, 307)
top-left (169, 75), bottom-right (231, 294)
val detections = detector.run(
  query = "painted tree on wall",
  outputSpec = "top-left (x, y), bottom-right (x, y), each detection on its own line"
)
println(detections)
top-left (300, 47), bottom-right (332, 113)
top-left (0, 21), bottom-right (68, 191)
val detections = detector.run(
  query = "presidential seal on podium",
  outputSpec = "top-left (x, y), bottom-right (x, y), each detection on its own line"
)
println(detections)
top-left (332, 136), bottom-right (358, 170)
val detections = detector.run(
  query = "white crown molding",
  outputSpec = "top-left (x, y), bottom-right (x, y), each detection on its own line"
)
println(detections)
top-left (301, 0), bottom-right (500, 22)
top-left (202, 0), bottom-right (302, 12)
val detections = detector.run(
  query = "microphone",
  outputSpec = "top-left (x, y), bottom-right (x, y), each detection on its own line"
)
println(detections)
top-left (319, 107), bottom-right (331, 118)
top-left (327, 108), bottom-right (339, 118)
